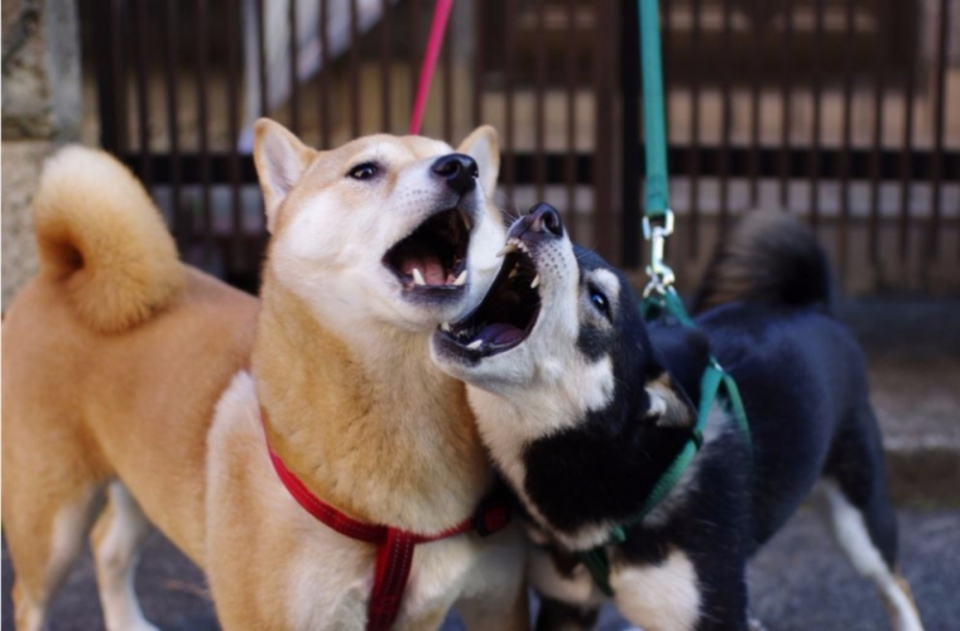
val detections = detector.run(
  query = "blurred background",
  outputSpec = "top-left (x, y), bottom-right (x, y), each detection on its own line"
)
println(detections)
top-left (4, 0), bottom-right (958, 298)
top-left (2, 1), bottom-right (958, 629)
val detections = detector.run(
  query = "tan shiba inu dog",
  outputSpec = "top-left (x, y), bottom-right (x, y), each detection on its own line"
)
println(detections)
top-left (2, 120), bottom-right (529, 630)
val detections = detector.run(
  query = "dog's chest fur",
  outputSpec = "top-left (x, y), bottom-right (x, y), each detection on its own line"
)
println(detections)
top-left (207, 371), bottom-right (495, 629)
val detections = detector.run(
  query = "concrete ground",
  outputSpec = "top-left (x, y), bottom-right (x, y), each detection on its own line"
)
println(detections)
top-left (4, 508), bottom-right (959, 630)
top-left (3, 298), bottom-right (958, 629)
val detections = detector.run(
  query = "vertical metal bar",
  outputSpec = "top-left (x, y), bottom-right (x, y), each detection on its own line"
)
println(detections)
top-left (748, 0), bottom-right (761, 207)
top-left (197, 0), bottom-right (212, 261)
top-left (133, 0), bottom-right (152, 190)
top-left (256, 0), bottom-right (268, 116)
top-left (534, 0), bottom-right (547, 201)
top-left (898, 6), bottom-right (918, 260)
top-left (349, 0), bottom-right (361, 137)
top-left (620, 0), bottom-right (640, 269)
top-left (565, 0), bottom-right (578, 241)
top-left (409, 0), bottom-right (422, 132)
top-left (472, 0), bottom-right (483, 127)
top-left (779, 0), bottom-right (794, 208)
top-left (225, 0), bottom-right (243, 270)
top-left (687, 0), bottom-right (702, 258)
top-left (718, 0), bottom-right (733, 234)
top-left (809, 0), bottom-right (825, 232)
top-left (838, 0), bottom-right (855, 276)
top-left (289, 0), bottom-right (301, 134)
top-left (928, 0), bottom-right (950, 260)
top-left (504, 0), bottom-right (516, 200)
top-left (380, 0), bottom-right (392, 132)
top-left (320, 0), bottom-right (331, 148)
top-left (164, 0), bottom-right (183, 246)
top-left (94, 0), bottom-right (128, 155)
top-left (594, 0), bottom-right (617, 262)
top-left (443, 9), bottom-right (453, 141)
top-left (868, 0), bottom-right (886, 264)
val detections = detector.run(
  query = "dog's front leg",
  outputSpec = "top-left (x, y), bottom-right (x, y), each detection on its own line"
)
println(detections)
top-left (610, 548), bottom-right (750, 631)
top-left (454, 526), bottom-right (531, 631)
top-left (457, 583), bottom-right (529, 631)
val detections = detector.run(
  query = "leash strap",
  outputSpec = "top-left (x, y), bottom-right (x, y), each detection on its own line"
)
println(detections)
top-left (408, 0), bottom-right (454, 135)
top-left (576, 1), bottom-right (752, 598)
top-left (639, 0), bottom-right (670, 217)
top-left (263, 413), bottom-right (509, 631)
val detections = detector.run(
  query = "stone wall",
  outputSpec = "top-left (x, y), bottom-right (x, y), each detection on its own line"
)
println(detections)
top-left (2, 0), bottom-right (81, 310)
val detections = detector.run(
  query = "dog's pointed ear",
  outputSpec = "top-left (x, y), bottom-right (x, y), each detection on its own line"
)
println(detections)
top-left (457, 125), bottom-right (500, 197)
top-left (253, 118), bottom-right (317, 233)
top-left (644, 373), bottom-right (696, 429)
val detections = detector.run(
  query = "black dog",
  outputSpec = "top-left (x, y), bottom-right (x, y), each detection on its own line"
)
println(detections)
top-left (431, 206), bottom-right (923, 630)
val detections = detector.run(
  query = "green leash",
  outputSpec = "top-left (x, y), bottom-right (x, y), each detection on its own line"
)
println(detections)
top-left (639, 0), bottom-right (669, 219)
top-left (576, 0), bottom-right (751, 598)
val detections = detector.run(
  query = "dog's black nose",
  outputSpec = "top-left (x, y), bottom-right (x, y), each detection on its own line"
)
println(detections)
top-left (432, 154), bottom-right (478, 195)
top-left (528, 203), bottom-right (564, 238)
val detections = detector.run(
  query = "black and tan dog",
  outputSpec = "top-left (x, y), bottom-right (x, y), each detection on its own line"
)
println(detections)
top-left (430, 205), bottom-right (924, 630)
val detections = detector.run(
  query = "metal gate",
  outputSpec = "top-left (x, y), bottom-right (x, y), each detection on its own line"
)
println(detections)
top-left (84, 0), bottom-right (959, 295)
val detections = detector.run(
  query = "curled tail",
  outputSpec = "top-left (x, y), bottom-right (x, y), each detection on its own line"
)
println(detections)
top-left (33, 146), bottom-right (184, 332)
top-left (692, 210), bottom-right (832, 314)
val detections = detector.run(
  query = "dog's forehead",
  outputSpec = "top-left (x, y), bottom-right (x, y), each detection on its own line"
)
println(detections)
top-left (574, 247), bottom-right (630, 295)
top-left (328, 134), bottom-right (454, 166)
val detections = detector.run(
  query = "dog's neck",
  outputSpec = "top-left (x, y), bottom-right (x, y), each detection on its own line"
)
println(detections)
top-left (253, 276), bottom-right (491, 533)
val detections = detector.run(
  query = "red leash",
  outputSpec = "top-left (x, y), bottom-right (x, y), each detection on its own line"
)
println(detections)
top-left (262, 411), bottom-right (510, 630)
top-left (408, 0), bottom-right (454, 135)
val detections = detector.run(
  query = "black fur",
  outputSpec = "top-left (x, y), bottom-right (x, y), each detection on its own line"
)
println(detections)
top-left (691, 210), bottom-right (833, 313)
top-left (523, 247), bottom-right (696, 533)
top-left (517, 213), bottom-right (902, 630)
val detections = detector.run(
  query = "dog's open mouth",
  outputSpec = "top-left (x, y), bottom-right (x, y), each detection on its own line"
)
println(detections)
top-left (438, 238), bottom-right (542, 357)
top-left (383, 208), bottom-right (471, 294)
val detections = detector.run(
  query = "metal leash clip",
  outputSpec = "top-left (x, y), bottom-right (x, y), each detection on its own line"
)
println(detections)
top-left (642, 209), bottom-right (676, 299)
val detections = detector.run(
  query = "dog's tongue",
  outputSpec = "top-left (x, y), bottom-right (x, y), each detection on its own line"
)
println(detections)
top-left (401, 256), bottom-right (447, 285)
top-left (477, 323), bottom-right (524, 346)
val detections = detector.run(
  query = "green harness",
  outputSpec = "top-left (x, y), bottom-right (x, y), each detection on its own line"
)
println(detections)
top-left (574, 0), bottom-right (751, 598)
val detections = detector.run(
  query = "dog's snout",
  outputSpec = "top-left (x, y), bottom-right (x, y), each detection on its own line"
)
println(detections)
top-left (431, 154), bottom-right (478, 195)
top-left (528, 203), bottom-right (564, 238)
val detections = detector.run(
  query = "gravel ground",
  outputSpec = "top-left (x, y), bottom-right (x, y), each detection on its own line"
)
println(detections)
top-left (3, 508), bottom-right (958, 630)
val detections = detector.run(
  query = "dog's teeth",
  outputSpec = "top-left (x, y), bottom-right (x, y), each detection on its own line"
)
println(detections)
top-left (458, 208), bottom-right (473, 231)
top-left (466, 340), bottom-right (483, 350)
top-left (441, 322), bottom-right (451, 332)
top-left (453, 270), bottom-right (467, 286)
top-left (497, 243), bottom-right (519, 257)
top-left (412, 268), bottom-right (426, 286)
top-left (531, 275), bottom-right (540, 289)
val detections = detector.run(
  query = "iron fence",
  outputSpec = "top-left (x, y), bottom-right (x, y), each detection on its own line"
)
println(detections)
top-left (83, 0), bottom-right (959, 295)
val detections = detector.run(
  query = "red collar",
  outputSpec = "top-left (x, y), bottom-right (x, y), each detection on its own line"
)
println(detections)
top-left (261, 409), bottom-right (510, 631)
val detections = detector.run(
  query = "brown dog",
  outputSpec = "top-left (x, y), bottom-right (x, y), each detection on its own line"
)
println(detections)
top-left (2, 120), bottom-right (528, 630)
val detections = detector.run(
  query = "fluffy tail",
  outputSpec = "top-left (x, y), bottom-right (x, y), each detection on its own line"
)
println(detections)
top-left (32, 146), bottom-right (184, 333)
top-left (691, 211), bottom-right (832, 314)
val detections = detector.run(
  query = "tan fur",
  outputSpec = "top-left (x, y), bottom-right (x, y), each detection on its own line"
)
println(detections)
top-left (646, 374), bottom-right (694, 429)
top-left (3, 128), bottom-right (528, 629)
top-left (32, 146), bottom-right (185, 332)
top-left (255, 277), bottom-right (489, 530)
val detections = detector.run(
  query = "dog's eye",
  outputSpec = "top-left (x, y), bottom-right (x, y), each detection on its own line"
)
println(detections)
top-left (588, 287), bottom-right (611, 320)
top-left (347, 163), bottom-right (378, 180)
